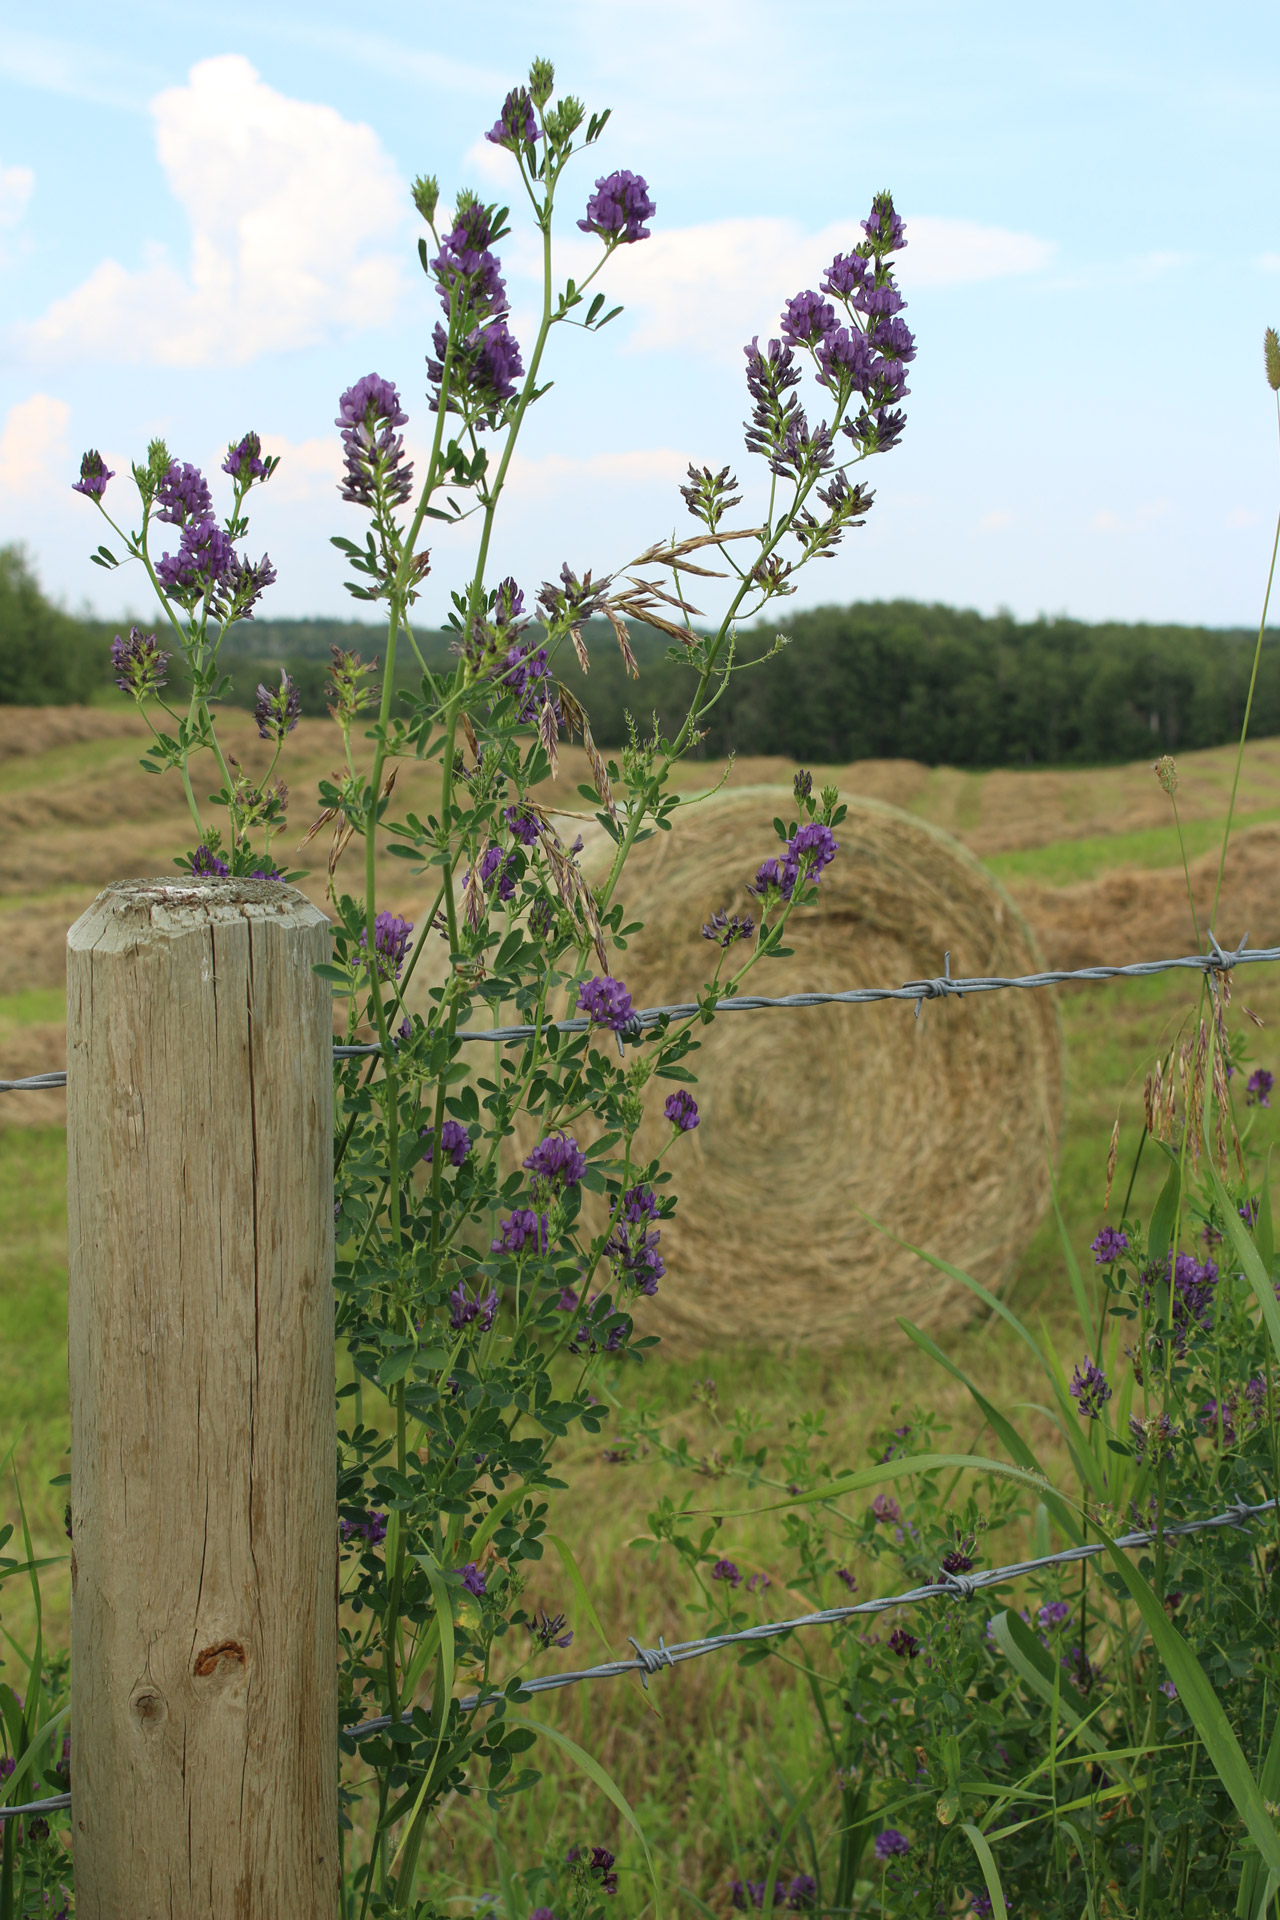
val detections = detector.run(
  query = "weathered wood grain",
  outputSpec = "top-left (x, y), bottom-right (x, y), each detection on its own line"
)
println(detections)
top-left (66, 879), bottom-right (337, 1918)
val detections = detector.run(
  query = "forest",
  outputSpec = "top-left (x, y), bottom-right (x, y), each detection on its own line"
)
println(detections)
top-left (4, 542), bottom-right (1277, 768)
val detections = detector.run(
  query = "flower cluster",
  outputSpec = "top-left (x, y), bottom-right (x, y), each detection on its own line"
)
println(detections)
top-left (605, 1184), bottom-right (665, 1296)
top-left (1248, 1067), bottom-right (1274, 1106)
top-left (222, 431), bottom-right (272, 483)
top-left (491, 1208), bottom-right (547, 1255)
top-left (664, 1089), bottom-right (699, 1132)
top-left (1091, 1226), bottom-right (1130, 1264)
top-left (702, 908), bottom-right (756, 948)
top-left (530, 1609), bottom-right (573, 1649)
top-left (72, 449), bottom-right (114, 498)
top-left (485, 86), bottom-right (542, 150)
top-left (360, 911), bottom-right (413, 981)
top-left (566, 1846), bottom-right (618, 1897)
top-left (577, 974), bottom-right (634, 1032)
top-left (1070, 1356), bottom-right (1112, 1418)
top-left (523, 1131), bottom-right (588, 1194)
top-left (578, 169), bottom-right (655, 244)
top-left (254, 670), bottom-right (301, 741)
top-left (110, 626), bottom-right (170, 700)
top-left (155, 460), bottom-right (213, 526)
top-left (191, 844), bottom-right (229, 877)
top-left (749, 822), bottom-right (839, 904)
top-left (874, 1830), bottom-right (911, 1862)
top-left (422, 1120), bottom-right (470, 1168)
top-left (449, 1281), bottom-right (498, 1333)
top-left (339, 1509), bottom-right (388, 1546)
top-left (427, 200), bottom-right (524, 417)
top-left (336, 373), bottom-right (414, 512)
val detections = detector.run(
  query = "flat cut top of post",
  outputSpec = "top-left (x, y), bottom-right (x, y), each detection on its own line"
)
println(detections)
top-left (68, 876), bottom-right (329, 951)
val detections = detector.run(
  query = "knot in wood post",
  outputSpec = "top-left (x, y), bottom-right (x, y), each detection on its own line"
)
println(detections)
top-left (65, 878), bottom-right (337, 1918)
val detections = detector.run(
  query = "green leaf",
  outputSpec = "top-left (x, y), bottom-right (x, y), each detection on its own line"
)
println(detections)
top-left (1095, 1515), bottom-right (1280, 1881)
top-left (1147, 1156), bottom-right (1181, 1263)
top-left (712, 1452), bottom-right (1053, 1519)
top-left (961, 1822), bottom-right (1008, 1920)
top-left (505, 1713), bottom-right (662, 1919)
top-left (1237, 1700), bottom-right (1280, 1916)
top-left (376, 1346), bottom-right (415, 1387)
top-left (990, 1611), bottom-right (1131, 1785)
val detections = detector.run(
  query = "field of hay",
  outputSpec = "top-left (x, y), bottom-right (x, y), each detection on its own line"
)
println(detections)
top-left (3, 704), bottom-right (1280, 1904)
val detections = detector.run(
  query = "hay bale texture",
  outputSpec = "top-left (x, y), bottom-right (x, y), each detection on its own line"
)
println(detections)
top-left (404, 785), bottom-right (1063, 1349)
top-left (582, 787), bottom-right (1062, 1347)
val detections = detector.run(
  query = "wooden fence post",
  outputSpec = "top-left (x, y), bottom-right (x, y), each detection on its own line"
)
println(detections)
top-left (65, 878), bottom-right (337, 1918)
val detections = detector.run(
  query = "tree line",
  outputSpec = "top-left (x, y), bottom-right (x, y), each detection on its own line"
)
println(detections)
top-left (3, 542), bottom-right (1276, 768)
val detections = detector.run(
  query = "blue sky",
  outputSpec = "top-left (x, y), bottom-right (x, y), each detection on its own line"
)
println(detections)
top-left (2, 0), bottom-right (1279, 631)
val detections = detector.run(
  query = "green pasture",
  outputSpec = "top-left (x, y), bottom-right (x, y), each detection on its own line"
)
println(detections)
top-left (2, 821), bottom-right (1277, 1907)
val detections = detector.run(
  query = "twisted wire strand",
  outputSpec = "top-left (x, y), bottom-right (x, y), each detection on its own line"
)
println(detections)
top-left (3, 1490), bottom-right (1275, 1820)
top-left (3, 936), bottom-right (1275, 1091)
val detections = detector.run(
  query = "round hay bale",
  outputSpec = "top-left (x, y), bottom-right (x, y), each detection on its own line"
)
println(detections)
top-left (581, 786), bottom-right (1063, 1349)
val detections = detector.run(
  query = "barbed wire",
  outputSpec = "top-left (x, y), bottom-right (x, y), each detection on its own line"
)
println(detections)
top-left (2, 934), bottom-right (1274, 1093)
top-left (5, 1491), bottom-right (1271, 1820)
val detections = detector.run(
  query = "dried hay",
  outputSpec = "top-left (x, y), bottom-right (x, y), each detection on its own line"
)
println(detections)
top-left (579, 787), bottom-right (1064, 1348)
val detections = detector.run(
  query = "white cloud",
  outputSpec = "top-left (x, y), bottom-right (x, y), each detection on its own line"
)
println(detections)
top-left (1089, 500), bottom-right (1171, 536)
top-left (253, 431), bottom-right (343, 504)
top-left (0, 164), bottom-right (34, 229)
top-left (461, 136), bottom-right (521, 191)
top-left (0, 392), bottom-right (71, 494)
top-left (979, 509), bottom-right (1014, 532)
top-left (527, 213), bottom-right (1055, 359)
top-left (17, 55), bottom-right (408, 366)
top-left (1259, 253), bottom-right (1280, 273)
top-left (1226, 507), bottom-right (1263, 529)
top-left (506, 447), bottom-right (691, 490)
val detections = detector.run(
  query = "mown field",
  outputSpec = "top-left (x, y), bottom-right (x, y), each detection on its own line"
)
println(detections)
top-left (3, 705), bottom-right (1280, 1907)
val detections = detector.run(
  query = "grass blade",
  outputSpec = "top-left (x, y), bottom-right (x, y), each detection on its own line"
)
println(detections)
top-left (548, 1533), bottom-right (616, 1662)
top-left (961, 1821), bottom-right (1009, 1920)
top-left (710, 1452), bottom-right (1053, 1519)
top-left (859, 1213), bottom-right (1044, 1362)
top-left (1206, 1152), bottom-right (1280, 1365)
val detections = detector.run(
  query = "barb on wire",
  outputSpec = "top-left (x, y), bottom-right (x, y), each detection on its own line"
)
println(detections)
top-left (5, 936), bottom-right (1275, 1093)
top-left (3, 1494), bottom-right (1275, 1820)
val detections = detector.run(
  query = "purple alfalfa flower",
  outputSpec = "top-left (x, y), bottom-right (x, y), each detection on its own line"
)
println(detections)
top-left (971, 1897), bottom-right (994, 1918)
top-left (1128, 1411), bottom-right (1175, 1465)
top-left (577, 974), bottom-right (634, 1032)
top-left (491, 1208), bottom-right (548, 1255)
top-left (1160, 1678), bottom-right (1178, 1699)
top-left (531, 1609), bottom-right (574, 1649)
top-left (191, 844), bottom-right (229, 877)
top-left (702, 908), bottom-right (756, 948)
top-left (822, 249), bottom-right (873, 304)
top-left (154, 460), bottom-right (213, 527)
top-left (835, 1567), bottom-right (857, 1592)
top-left (815, 324), bottom-right (875, 400)
top-left (222, 431), bottom-right (270, 482)
top-left (887, 1626), bottom-right (919, 1659)
top-left (504, 803), bottom-right (540, 846)
top-left (215, 550), bottom-right (277, 621)
top-left (467, 318), bottom-right (526, 409)
top-left (711, 1558), bottom-right (742, 1588)
top-left (786, 821), bottom-right (839, 887)
top-left (1240, 1197), bottom-right (1260, 1228)
top-left (578, 169), bottom-right (655, 244)
top-left (941, 1546), bottom-right (975, 1575)
top-left (360, 911), bottom-right (413, 981)
top-left (156, 517), bottom-right (235, 595)
top-left (110, 626), bottom-right (170, 699)
top-left (530, 1909), bottom-right (556, 1920)
top-left (477, 842), bottom-right (519, 903)
top-left (1248, 1068), bottom-right (1274, 1107)
top-left (746, 1572), bottom-right (771, 1594)
top-left (874, 1829), bottom-right (910, 1862)
top-left (664, 1089), bottom-right (700, 1131)
top-left (785, 1875), bottom-right (816, 1910)
top-left (254, 669), bottom-right (301, 742)
top-left (844, 404), bottom-right (907, 456)
top-left (1091, 1226), bottom-right (1129, 1265)
top-left (486, 85), bottom-right (542, 149)
top-left (1038, 1600), bottom-right (1071, 1631)
top-left (780, 288), bottom-right (838, 349)
top-left (523, 1130), bottom-right (588, 1191)
top-left (336, 372), bottom-right (413, 510)
top-left (749, 856), bottom-right (790, 902)
top-left (606, 1188), bottom-right (665, 1296)
top-left (432, 202), bottom-right (508, 319)
top-left (555, 1286), bottom-right (579, 1312)
top-left (339, 1509), bottom-right (388, 1546)
top-left (620, 1184), bottom-right (659, 1224)
top-left (249, 859), bottom-right (284, 882)
top-left (1070, 1356), bottom-right (1112, 1419)
top-left (72, 448), bottom-right (114, 498)
top-left (450, 1281), bottom-right (498, 1333)
top-left (871, 1492), bottom-right (900, 1524)
top-left (422, 1120), bottom-right (470, 1168)
top-left (863, 190), bottom-right (907, 256)
top-left (793, 769), bottom-right (814, 801)
top-left (461, 1560), bottom-right (487, 1596)
top-left (743, 335), bottom-right (803, 468)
